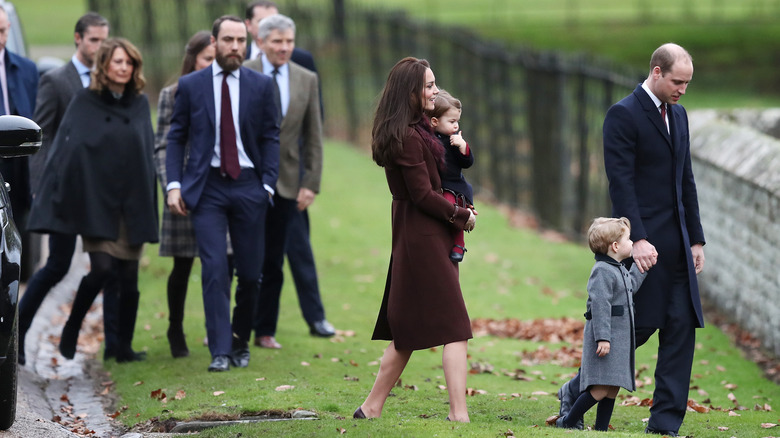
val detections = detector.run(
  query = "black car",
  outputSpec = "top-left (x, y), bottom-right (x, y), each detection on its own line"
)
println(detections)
top-left (0, 115), bottom-right (42, 430)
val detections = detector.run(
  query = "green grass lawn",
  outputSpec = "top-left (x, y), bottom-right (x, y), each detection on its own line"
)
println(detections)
top-left (103, 140), bottom-right (780, 437)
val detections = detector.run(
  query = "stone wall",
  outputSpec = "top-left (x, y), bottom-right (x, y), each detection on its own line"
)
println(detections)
top-left (689, 109), bottom-right (780, 356)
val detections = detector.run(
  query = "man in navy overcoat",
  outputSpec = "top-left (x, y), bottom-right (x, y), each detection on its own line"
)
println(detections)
top-left (558, 43), bottom-right (705, 437)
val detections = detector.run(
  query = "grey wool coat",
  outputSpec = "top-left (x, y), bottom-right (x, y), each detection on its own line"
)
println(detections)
top-left (580, 253), bottom-right (647, 392)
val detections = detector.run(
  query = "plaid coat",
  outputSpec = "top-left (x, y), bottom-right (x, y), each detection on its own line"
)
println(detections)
top-left (154, 84), bottom-right (198, 257)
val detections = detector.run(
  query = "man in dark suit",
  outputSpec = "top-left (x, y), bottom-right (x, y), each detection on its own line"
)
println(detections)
top-left (20, 12), bottom-right (110, 366)
top-left (166, 15), bottom-right (280, 372)
top-left (244, 14), bottom-right (324, 350)
top-left (0, 3), bottom-right (37, 276)
top-left (245, 0), bottom-right (335, 340)
top-left (556, 43), bottom-right (705, 436)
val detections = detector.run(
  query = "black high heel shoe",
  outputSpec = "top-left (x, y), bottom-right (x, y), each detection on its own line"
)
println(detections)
top-left (353, 407), bottom-right (366, 419)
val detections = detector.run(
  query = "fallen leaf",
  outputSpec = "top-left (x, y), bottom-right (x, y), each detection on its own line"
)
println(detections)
top-left (717, 426), bottom-right (729, 431)
top-left (60, 394), bottom-right (70, 403)
top-left (301, 361), bottom-right (310, 366)
top-left (150, 389), bottom-right (166, 401)
top-left (404, 384), bottom-right (418, 391)
top-left (349, 359), bottom-right (359, 367)
top-left (175, 390), bottom-right (186, 400)
top-left (531, 391), bottom-right (549, 396)
top-left (255, 377), bottom-right (266, 381)
top-left (275, 385), bottom-right (294, 392)
top-left (133, 381), bottom-right (144, 386)
top-left (760, 423), bottom-right (778, 428)
top-left (687, 399), bottom-right (709, 413)
top-left (213, 391), bottom-right (225, 396)
top-left (724, 383), bottom-right (738, 390)
top-left (437, 385), bottom-right (447, 390)
top-left (337, 427), bottom-right (346, 434)
top-left (728, 411), bottom-right (740, 417)
top-left (107, 411), bottom-right (121, 419)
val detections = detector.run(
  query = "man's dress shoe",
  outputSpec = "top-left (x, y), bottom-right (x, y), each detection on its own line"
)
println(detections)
top-left (208, 355), bottom-right (230, 372)
top-left (310, 320), bottom-right (336, 337)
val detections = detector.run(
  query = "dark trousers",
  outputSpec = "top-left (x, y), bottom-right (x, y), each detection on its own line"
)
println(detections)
top-left (19, 233), bottom-right (77, 337)
top-left (286, 209), bottom-right (326, 325)
top-left (254, 194), bottom-right (297, 336)
top-left (191, 169), bottom-right (267, 358)
top-left (568, 268), bottom-right (696, 433)
top-left (19, 233), bottom-right (120, 353)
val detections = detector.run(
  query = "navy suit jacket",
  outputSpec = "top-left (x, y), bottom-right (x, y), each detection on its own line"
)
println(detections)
top-left (603, 84), bottom-right (705, 329)
top-left (3, 49), bottom-right (37, 118)
top-left (166, 65), bottom-right (280, 209)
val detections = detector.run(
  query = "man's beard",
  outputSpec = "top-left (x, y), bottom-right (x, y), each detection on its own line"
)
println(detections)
top-left (216, 51), bottom-right (243, 71)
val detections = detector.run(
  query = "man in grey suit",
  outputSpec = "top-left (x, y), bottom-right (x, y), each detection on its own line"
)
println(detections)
top-left (244, 14), bottom-right (323, 350)
top-left (19, 12), bottom-right (110, 365)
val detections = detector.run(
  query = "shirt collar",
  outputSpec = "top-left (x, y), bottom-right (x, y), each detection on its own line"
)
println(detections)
top-left (641, 80), bottom-right (663, 109)
top-left (71, 55), bottom-right (91, 76)
top-left (212, 62), bottom-right (240, 79)
top-left (260, 53), bottom-right (288, 76)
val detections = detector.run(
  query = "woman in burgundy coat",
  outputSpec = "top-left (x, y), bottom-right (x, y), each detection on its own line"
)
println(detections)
top-left (353, 57), bottom-right (476, 422)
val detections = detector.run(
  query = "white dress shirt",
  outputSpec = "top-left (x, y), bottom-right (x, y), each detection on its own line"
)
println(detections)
top-left (261, 54), bottom-right (289, 118)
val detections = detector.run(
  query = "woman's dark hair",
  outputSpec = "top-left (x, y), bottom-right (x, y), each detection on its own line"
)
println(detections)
top-left (371, 57), bottom-right (431, 167)
top-left (90, 37), bottom-right (145, 94)
top-left (180, 30), bottom-right (212, 76)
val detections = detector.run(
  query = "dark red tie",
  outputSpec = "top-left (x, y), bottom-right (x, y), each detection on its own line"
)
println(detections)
top-left (220, 72), bottom-right (241, 179)
top-left (660, 103), bottom-right (668, 129)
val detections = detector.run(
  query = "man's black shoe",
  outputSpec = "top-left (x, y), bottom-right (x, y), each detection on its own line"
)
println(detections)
top-left (208, 355), bottom-right (230, 372)
top-left (557, 380), bottom-right (584, 429)
top-left (309, 320), bottom-right (335, 337)
top-left (646, 427), bottom-right (679, 436)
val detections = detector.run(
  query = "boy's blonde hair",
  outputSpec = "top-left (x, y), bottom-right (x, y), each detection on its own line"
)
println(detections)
top-left (426, 89), bottom-right (462, 119)
top-left (587, 217), bottom-right (631, 254)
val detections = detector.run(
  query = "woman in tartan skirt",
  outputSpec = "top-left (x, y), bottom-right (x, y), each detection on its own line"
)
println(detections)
top-left (154, 31), bottom-right (216, 358)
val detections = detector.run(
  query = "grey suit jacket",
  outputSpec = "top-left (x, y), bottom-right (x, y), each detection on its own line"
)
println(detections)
top-left (243, 59), bottom-right (323, 200)
top-left (30, 61), bottom-right (83, 194)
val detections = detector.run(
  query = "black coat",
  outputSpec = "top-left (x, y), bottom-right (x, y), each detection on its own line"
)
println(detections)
top-left (603, 84), bottom-right (705, 328)
top-left (435, 132), bottom-right (474, 205)
top-left (28, 89), bottom-right (158, 245)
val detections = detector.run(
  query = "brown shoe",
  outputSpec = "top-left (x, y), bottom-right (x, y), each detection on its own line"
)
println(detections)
top-left (255, 335), bottom-right (282, 349)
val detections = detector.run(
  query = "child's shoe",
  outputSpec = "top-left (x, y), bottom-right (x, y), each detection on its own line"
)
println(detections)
top-left (449, 245), bottom-right (467, 263)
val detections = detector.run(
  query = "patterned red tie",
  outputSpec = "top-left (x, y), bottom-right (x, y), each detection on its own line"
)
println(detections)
top-left (220, 72), bottom-right (241, 179)
top-left (660, 103), bottom-right (668, 130)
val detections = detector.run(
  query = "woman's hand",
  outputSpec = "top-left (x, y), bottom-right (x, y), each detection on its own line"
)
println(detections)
top-left (597, 341), bottom-right (610, 357)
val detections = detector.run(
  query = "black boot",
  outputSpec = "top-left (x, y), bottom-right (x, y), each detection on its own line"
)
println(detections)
top-left (59, 322), bottom-right (79, 360)
top-left (167, 326), bottom-right (189, 358)
top-left (115, 288), bottom-right (145, 363)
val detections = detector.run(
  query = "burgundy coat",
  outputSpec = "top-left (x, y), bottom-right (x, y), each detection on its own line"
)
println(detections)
top-left (371, 125), bottom-right (473, 350)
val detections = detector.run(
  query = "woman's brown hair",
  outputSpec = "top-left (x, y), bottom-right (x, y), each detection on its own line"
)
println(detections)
top-left (90, 37), bottom-right (146, 94)
top-left (371, 57), bottom-right (431, 167)
top-left (180, 31), bottom-right (212, 76)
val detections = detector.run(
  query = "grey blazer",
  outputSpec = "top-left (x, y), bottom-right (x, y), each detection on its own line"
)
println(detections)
top-left (30, 61), bottom-right (83, 194)
top-left (580, 253), bottom-right (646, 392)
top-left (243, 59), bottom-right (323, 200)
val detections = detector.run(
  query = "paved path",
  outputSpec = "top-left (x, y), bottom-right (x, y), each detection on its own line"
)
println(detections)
top-left (2, 238), bottom-right (119, 438)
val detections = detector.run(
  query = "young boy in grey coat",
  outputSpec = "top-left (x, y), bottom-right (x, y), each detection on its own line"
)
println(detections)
top-left (548, 217), bottom-right (649, 430)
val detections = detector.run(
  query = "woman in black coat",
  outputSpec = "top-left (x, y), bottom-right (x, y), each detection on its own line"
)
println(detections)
top-left (28, 38), bottom-right (158, 362)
